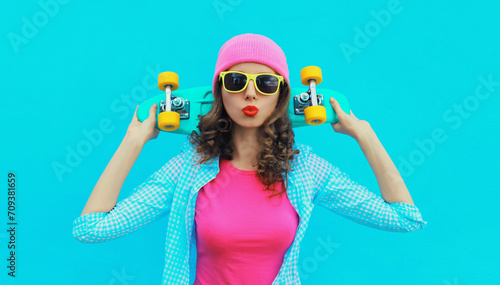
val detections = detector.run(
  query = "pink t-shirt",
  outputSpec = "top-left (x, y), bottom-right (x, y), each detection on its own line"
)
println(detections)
top-left (193, 158), bottom-right (299, 285)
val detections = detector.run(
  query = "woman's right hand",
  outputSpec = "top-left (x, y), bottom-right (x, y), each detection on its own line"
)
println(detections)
top-left (125, 103), bottom-right (160, 145)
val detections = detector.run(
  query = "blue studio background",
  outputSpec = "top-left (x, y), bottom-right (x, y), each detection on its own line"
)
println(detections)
top-left (2, 0), bottom-right (499, 284)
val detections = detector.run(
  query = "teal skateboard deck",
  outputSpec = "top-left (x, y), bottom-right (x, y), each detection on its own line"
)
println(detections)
top-left (137, 86), bottom-right (350, 135)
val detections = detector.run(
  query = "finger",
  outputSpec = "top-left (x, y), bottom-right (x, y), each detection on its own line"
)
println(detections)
top-left (146, 104), bottom-right (157, 120)
top-left (331, 122), bottom-right (342, 133)
top-left (330, 98), bottom-right (344, 114)
top-left (330, 97), bottom-right (345, 120)
top-left (132, 105), bottom-right (140, 123)
top-left (144, 106), bottom-right (159, 130)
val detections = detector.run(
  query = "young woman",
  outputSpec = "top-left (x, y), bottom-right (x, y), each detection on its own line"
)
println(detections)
top-left (73, 34), bottom-right (427, 285)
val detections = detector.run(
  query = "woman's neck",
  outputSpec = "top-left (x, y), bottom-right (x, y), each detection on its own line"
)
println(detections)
top-left (230, 126), bottom-right (261, 168)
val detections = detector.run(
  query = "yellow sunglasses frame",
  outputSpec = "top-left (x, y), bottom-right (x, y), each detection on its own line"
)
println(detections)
top-left (219, 71), bottom-right (284, 96)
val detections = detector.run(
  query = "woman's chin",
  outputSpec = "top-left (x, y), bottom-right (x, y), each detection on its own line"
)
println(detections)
top-left (233, 120), bottom-right (264, 130)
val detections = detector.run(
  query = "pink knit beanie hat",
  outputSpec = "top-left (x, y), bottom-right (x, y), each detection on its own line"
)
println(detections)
top-left (213, 33), bottom-right (289, 93)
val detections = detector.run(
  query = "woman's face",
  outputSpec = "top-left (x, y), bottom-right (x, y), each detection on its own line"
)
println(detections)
top-left (221, 62), bottom-right (281, 130)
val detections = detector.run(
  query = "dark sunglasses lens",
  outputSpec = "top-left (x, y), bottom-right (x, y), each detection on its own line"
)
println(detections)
top-left (256, 75), bottom-right (279, 94)
top-left (225, 73), bottom-right (247, 91)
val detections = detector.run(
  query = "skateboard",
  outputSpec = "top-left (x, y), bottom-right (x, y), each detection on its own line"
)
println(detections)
top-left (137, 66), bottom-right (350, 135)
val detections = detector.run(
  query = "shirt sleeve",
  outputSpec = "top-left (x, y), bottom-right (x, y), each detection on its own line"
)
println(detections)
top-left (72, 151), bottom-right (184, 243)
top-left (309, 150), bottom-right (427, 232)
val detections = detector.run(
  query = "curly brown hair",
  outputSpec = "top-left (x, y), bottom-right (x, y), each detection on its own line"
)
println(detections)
top-left (188, 78), bottom-right (300, 200)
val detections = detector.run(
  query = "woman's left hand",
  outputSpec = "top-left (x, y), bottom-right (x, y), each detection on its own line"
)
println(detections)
top-left (329, 97), bottom-right (372, 141)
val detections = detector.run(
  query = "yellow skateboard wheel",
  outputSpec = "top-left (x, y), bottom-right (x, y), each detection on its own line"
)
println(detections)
top-left (158, 72), bottom-right (179, 91)
top-left (300, 66), bottom-right (323, 85)
top-left (158, 111), bottom-right (180, 131)
top-left (304, 105), bottom-right (327, 125)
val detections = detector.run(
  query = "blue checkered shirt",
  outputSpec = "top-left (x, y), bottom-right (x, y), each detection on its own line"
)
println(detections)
top-left (72, 140), bottom-right (427, 284)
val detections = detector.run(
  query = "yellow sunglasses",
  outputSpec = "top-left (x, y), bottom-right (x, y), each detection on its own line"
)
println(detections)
top-left (219, 71), bottom-right (284, 96)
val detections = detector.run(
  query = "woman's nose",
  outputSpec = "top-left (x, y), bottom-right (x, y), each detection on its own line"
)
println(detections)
top-left (244, 79), bottom-right (257, 100)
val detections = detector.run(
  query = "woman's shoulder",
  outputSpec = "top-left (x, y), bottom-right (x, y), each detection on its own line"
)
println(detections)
top-left (289, 143), bottom-right (315, 169)
top-left (179, 140), bottom-right (216, 167)
top-left (291, 143), bottom-right (332, 169)
top-left (181, 140), bottom-right (195, 153)
top-left (156, 141), bottom-right (196, 168)
top-left (293, 142), bottom-right (313, 154)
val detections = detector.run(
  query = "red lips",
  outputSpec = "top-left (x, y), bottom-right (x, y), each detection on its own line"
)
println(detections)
top-left (242, 105), bottom-right (259, 116)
